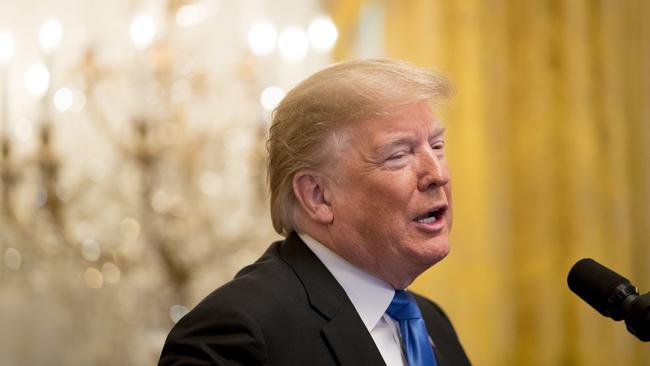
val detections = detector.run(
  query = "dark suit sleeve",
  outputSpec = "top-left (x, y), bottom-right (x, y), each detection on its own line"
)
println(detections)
top-left (158, 299), bottom-right (270, 366)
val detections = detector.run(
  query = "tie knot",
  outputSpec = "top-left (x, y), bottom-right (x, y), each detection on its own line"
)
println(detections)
top-left (386, 290), bottom-right (423, 320)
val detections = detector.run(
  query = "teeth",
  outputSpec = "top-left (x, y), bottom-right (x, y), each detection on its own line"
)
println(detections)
top-left (416, 208), bottom-right (444, 224)
top-left (417, 216), bottom-right (437, 224)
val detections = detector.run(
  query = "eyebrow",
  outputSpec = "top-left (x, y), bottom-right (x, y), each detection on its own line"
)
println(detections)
top-left (375, 126), bottom-right (447, 154)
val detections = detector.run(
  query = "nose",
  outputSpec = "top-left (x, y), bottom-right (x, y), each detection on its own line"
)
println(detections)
top-left (416, 149), bottom-right (450, 192)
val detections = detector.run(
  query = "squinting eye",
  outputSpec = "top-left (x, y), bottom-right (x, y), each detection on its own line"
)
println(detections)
top-left (431, 142), bottom-right (445, 150)
top-left (387, 152), bottom-right (407, 160)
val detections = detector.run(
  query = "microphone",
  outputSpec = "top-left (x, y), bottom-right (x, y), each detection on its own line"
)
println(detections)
top-left (567, 258), bottom-right (650, 342)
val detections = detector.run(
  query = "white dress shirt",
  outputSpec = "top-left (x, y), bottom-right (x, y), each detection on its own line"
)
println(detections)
top-left (298, 233), bottom-right (407, 366)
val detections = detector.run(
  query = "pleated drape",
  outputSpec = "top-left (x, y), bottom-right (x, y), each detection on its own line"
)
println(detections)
top-left (330, 1), bottom-right (650, 365)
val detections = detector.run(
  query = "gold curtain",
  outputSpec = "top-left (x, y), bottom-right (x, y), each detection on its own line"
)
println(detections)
top-left (330, 0), bottom-right (650, 365)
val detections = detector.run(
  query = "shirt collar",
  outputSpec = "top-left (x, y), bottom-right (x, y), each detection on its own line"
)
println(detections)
top-left (298, 232), bottom-right (395, 332)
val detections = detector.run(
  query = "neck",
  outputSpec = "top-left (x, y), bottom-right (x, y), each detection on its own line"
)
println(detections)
top-left (298, 226), bottom-right (423, 290)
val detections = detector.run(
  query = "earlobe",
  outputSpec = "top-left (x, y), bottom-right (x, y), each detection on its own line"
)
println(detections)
top-left (293, 172), bottom-right (334, 224)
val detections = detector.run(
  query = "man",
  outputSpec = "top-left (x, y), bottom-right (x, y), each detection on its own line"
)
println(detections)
top-left (159, 59), bottom-right (471, 366)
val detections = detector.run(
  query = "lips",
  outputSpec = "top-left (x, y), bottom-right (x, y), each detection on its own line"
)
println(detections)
top-left (413, 204), bottom-right (448, 224)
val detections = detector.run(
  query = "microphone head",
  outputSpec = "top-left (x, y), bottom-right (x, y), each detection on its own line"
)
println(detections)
top-left (567, 258), bottom-right (633, 320)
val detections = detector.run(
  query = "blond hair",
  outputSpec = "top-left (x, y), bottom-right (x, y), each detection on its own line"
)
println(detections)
top-left (267, 59), bottom-right (452, 236)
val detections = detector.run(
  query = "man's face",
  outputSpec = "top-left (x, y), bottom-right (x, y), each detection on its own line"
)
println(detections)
top-left (324, 101), bottom-right (452, 286)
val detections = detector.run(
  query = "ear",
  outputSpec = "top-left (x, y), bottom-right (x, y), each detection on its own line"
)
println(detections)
top-left (292, 171), bottom-right (334, 225)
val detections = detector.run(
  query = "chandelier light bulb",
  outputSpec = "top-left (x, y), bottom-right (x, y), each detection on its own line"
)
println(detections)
top-left (3, 248), bottom-right (22, 271)
top-left (0, 33), bottom-right (15, 65)
top-left (307, 16), bottom-right (338, 53)
top-left (248, 22), bottom-right (277, 56)
top-left (70, 90), bottom-right (86, 113)
top-left (130, 15), bottom-right (156, 49)
top-left (84, 267), bottom-right (104, 289)
top-left (170, 304), bottom-right (190, 323)
top-left (260, 86), bottom-right (285, 111)
top-left (278, 26), bottom-right (309, 63)
top-left (39, 18), bottom-right (63, 52)
top-left (176, 4), bottom-right (207, 27)
top-left (102, 262), bottom-right (121, 284)
top-left (53, 87), bottom-right (74, 112)
top-left (13, 118), bottom-right (33, 142)
top-left (25, 62), bottom-right (50, 97)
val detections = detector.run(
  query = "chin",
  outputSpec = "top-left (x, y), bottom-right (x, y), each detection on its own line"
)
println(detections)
top-left (421, 239), bottom-right (451, 265)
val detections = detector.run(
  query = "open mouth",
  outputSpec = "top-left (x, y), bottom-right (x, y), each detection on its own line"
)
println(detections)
top-left (414, 206), bottom-right (447, 225)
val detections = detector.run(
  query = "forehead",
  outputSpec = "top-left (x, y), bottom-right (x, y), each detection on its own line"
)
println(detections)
top-left (343, 102), bottom-right (444, 145)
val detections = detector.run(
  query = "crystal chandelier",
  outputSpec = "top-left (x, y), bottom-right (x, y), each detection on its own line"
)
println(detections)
top-left (0, 1), bottom-right (338, 364)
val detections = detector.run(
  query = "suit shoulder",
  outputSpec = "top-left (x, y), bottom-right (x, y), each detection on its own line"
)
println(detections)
top-left (189, 243), bottom-right (304, 318)
top-left (221, 242), bottom-right (302, 294)
top-left (159, 242), bottom-right (299, 365)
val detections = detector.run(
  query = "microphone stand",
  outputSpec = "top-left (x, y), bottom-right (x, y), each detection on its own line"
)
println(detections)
top-left (624, 290), bottom-right (650, 342)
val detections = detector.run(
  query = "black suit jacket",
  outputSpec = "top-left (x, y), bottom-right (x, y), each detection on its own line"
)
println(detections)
top-left (159, 232), bottom-right (471, 365)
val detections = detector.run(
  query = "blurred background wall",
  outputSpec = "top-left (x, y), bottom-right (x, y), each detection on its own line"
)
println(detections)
top-left (0, 0), bottom-right (648, 365)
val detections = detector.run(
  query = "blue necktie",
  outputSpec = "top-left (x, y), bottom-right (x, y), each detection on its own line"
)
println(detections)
top-left (386, 290), bottom-right (438, 366)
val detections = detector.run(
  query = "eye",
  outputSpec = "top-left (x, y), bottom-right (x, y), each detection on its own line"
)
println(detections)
top-left (431, 141), bottom-right (445, 150)
top-left (387, 152), bottom-right (408, 160)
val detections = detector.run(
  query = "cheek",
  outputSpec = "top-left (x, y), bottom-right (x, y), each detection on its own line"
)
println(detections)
top-left (335, 168), bottom-right (418, 226)
top-left (367, 185), bottom-right (413, 217)
top-left (351, 171), bottom-right (409, 199)
top-left (344, 184), bottom-right (409, 234)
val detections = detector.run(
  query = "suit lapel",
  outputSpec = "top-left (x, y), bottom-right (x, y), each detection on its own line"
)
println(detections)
top-left (414, 294), bottom-right (451, 366)
top-left (432, 345), bottom-right (451, 366)
top-left (322, 300), bottom-right (387, 366)
top-left (278, 233), bottom-right (387, 366)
